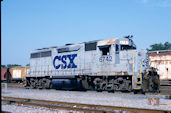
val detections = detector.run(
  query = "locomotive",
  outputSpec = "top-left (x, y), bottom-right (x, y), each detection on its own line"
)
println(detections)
top-left (25, 36), bottom-right (159, 93)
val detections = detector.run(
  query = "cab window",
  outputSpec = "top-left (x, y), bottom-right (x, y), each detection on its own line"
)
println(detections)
top-left (99, 45), bottom-right (110, 55)
top-left (120, 45), bottom-right (136, 50)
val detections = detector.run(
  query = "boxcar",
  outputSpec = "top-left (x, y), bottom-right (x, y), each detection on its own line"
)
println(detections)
top-left (149, 50), bottom-right (171, 85)
top-left (10, 66), bottom-right (30, 83)
top-left (1, 68), bottom-right (11, 82)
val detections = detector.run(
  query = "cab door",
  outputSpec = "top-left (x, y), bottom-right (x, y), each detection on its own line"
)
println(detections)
top-left (97, 45), bottom-right (113, 75)
top-left (115, 43), bottom-right (120, 64)
top-left (95, 39), bottom-right (119, 75)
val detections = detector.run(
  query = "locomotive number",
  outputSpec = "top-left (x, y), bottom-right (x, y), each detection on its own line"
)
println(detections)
top-left (99, 56), bottom-right (112, 62)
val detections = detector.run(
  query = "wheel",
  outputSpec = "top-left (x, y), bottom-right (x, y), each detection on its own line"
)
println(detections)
top-left (81, 79), bottom-right (90, 90)
top-left (42, 78), bottom-right (47, 89)
top-left (49, 82), bottom-right (53, 89)
top-left (133, 90), bottom-right (138, 94)
top-left (38, 79), bottom-right (43, 89)
top-left (44, 79), bottom-right (52, 89)
top-left (127, 84), bottom-right (132, 92)
top-left (141, 89), bottom-right (146, 95)
top-left (30, 78), bottom-right (36, 89)
top-left (93, 78), bottom-right (103, 91)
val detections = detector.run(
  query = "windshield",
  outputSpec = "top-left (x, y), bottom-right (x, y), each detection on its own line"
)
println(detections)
top-left (120, 45), bottom-right (136, 50)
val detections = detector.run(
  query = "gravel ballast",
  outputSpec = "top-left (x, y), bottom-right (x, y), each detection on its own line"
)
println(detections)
top-left (2, 103), bottom-right (84, 113)
top-left (2, 88), bottom-right (171, 111)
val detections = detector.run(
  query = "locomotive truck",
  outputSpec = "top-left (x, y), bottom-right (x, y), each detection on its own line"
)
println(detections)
top-left (25, 36), bottom-right (160, 93)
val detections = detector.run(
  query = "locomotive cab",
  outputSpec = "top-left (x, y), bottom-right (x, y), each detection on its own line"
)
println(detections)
top-left (97, 38), bottom-right (120, 64)
top-left (119, 37), bottom-right (159, 93)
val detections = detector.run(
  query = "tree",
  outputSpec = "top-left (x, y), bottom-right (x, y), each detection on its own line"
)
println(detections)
top-left (147, 42), bottom-right (171, 51)
top-left (7, 64), bottom-right (21, 68)
top-left (1, 65), bottom-right (6, 68)
top-left (26, 64), bottom-right (30, 66)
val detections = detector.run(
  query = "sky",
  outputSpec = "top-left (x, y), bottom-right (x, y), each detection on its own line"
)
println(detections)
top-left (1, 0), bottom-right (171, 66)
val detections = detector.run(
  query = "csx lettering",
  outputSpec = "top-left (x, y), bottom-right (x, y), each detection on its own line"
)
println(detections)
top-left (53, 54), bottom-right (77, 69)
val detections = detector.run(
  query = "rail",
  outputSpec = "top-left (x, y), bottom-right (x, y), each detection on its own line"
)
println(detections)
top-left (1, 96), bottom-right (170, 113)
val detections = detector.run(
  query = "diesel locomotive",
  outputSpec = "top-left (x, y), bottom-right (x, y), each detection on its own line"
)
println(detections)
top-left (25, 36), bottom-right (159, 93)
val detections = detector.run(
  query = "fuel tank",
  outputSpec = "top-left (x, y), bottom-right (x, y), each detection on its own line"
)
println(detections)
top-left (51, 79), bottom-right (83, 90)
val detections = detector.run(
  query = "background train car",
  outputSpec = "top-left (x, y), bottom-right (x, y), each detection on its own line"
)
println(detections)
top-left (1, 68), bottom-right (11, 82)
top-left (9, 66), bottom-right (30, 83)
top-left (1, 68), bottom-right (7, 82)
top-left (149, 50), bottom-right (171, 85)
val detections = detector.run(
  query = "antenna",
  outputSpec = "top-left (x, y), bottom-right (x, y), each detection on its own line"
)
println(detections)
top-left (124, 35), bottom-right (133, 39)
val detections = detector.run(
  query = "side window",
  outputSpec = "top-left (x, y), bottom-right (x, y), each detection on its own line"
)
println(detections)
top-left (85, 42), bottom-right (97, 51)
top-left (58, 48), bottom-right (69, 53)
top-left (31, 51), bottom-right (51, 58)
top-left (102, 48), bottom-right (109, 55)
top-left (41, 51), bottom-right (51, 57)
top-left (31, 53), bottom-right (41, 58)
top-left (99, 46), bottom-right (110, 55)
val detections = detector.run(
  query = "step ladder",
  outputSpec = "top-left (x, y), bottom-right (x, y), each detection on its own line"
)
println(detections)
top-left (133, 72), bottom-right (143, 91)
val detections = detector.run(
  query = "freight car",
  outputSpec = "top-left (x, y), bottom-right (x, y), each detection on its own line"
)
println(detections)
top-left (25, 36), bottom-right (160, 93)
top-left (149, 50), bottom-right (171, 86)
top-left (1, 68), bottom-right (11, 82)
top-left (9, 66), bottom-right (30, 83)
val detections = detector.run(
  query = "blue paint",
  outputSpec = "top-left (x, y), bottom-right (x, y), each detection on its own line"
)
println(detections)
top-left (67, 54), bottom-right (77, 68)
top-left (53, 56), bottom-right (61, 69)
top-left (61, 55), bottom-right (67, 69)
top-left (53, 54), bottom-right (77, 69)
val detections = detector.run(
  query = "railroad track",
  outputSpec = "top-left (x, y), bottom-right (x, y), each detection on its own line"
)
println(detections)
top-left (159, 84), bottom-right (171, 95)
top-left (1, 96), bottom-right (171, 113)
top-left (7, 82), bottom-right (25, 88)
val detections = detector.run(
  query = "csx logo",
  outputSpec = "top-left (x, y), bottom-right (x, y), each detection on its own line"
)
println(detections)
top-left (53, 54), bottom-right (77, 69)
